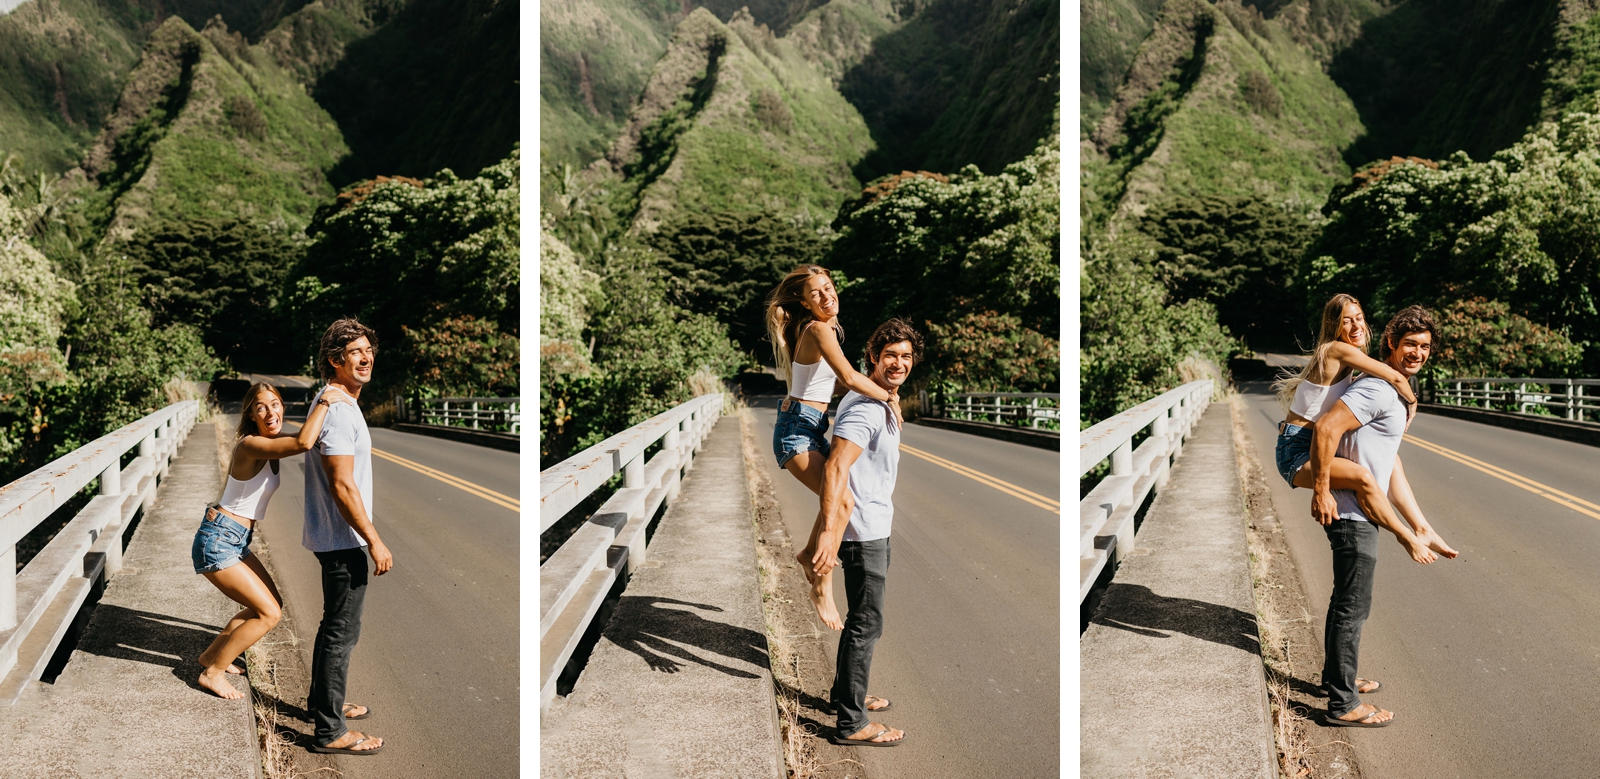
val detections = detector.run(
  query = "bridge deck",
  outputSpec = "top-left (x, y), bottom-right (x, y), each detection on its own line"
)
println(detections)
top-left (0, 421), bottom-right (258, 777)
top-left (1080, 404), bottom-right (1275, 779)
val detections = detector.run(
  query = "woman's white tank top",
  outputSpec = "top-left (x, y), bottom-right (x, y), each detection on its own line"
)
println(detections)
top-left (788, 322), bottom-right (839, 402)
top-left (218, 462), bottom-right (279, 522)
top-left (1289, 373), bottom-right (1354, 421)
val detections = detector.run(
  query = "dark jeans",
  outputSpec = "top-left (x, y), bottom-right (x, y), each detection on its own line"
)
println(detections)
top-left (831, 538), bottom-right (890, 736)
top-left (1322, 519), bottom-right (1378, 716)
top-left (310, 547), bottom-right (369, 745)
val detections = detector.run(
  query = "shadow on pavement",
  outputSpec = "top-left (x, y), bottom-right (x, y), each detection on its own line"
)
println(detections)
top-left (606, 596), bottom-right (767, 678)
top-left (1091, 584), bottom-right (1263, 657)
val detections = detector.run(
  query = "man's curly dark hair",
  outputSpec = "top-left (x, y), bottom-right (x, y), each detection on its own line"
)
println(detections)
top-left (318, 318), bottom-right (378, 381)
top-left (1380, 305), bottom-right (1440, 358)
top-left (863, 317), bottom-right (923, 371)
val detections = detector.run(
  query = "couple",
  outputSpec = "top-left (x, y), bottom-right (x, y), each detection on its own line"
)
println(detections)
top-left (765, 265), bottom-right (915, 748)
top-left (1274, 297), bottom-right (1457, 728)
top-left (188, 318), bottom-right (395, 755)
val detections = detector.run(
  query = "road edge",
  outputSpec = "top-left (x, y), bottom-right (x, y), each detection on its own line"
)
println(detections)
top-left (1228, 396), bottom-right (1365, 779)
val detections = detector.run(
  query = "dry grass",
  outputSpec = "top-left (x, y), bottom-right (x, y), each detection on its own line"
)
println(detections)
top-left (736, 403), bottom-right (863, 779)
top-left (1230, 395), bottom-right (1333, 779)
top-left (245, 642), bottom-right (337, 779)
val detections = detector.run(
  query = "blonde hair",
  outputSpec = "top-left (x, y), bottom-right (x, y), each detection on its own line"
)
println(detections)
top-left (237, 383), bottom-right (285, 441)
top-left (764, 264), bottom-right (842, 381)
top-left (1273, 293), bottom-right (1373, 410)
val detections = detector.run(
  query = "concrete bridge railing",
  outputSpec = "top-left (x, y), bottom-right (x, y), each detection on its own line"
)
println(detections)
top-left (0, 400), bottom-right (200, 700)
top-left (397, 396), bottom-right (520, 435)
top-left (1428, 377), bottom-right (1600, 423)
top-left (1078, 381), bottom-right (1212, 604)
top-left (927, 391), bottom-right (1061, 430)
top-left (538, 393), bottom-right (723, 709)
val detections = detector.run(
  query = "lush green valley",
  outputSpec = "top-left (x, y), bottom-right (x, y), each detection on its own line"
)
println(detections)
top-left (0, 0), bottom-right (518, 482)
top-left (1082, 0), bottom-right (1600, 424)
top-left (540, 0), bottom-right (1062, 465)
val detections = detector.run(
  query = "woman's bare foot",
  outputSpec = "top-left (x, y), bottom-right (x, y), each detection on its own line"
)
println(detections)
top-left (810, 571), bottom-right (843, 630)
top-left (1416, 529), bottom-right (1458, 558)
top-left (1401, 536), bottom-right (1437, 565)
top-left (197, 667), bottom-right (244, 699)
top-left (198, 650), bottom-right (243, 675)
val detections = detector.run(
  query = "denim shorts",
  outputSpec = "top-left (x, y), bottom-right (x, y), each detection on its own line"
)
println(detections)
top-left (192, 506), bottom-right (254, 574)
top-left (773, 400), bottom-right (830, 469)
top-left (1276, 422), bottom-right (1313, 487)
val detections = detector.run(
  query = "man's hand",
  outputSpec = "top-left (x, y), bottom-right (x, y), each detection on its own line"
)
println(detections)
top-left (810, 531), bottom-right (840, 577)
top-left (369, 539), bottom-right (393, 575)
top-left (1313, 487), bottom-right (1340, 526)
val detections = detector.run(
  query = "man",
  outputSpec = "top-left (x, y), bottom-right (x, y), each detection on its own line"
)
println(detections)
top-left (803, 318), bottom-right (920, 748)
top-left (1310, 305), bottom-right (1455, 728)
top-left (303, 318), bottom-right (395, 755)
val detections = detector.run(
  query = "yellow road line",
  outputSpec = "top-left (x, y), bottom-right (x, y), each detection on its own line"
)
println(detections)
top-left (1404, 434), bottom-right (1600, 521)
top-left (285, 420), bottom-right (519, 512)
top-left (898, 444), bottom-right (1060, 514)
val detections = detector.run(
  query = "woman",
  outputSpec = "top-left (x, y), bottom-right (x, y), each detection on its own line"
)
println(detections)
top-left (1273, 294), bottom-right (1456, 563)
top-left (766, 265), bottom-right (901, 634)
top-left (191, 382), bottom-right (352, 700)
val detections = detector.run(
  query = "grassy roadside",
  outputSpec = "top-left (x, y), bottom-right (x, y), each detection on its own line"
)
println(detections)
top-left (1228, 396), bottom-right (1363, 779)
top-left (736, 405), bottom-right (867, 779)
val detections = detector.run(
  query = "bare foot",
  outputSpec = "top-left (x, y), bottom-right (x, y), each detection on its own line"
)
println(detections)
top-left (1417, 530), bottom-right (1458, 559)
top-left (836, 722), bottom-right (905, 745)
top-left (198, 667), bottom-right (244, 699)
top-left (810, 570), bottom-right (843, 631)
top-left (1402, 538), bottom-right (1437, 565)
top-left (198, 650), bottom-right (243, 675)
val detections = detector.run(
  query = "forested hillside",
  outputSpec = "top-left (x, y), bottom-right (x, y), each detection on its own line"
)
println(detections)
top-left (1082, 0), bottom-right (1600, 424)
top-left (0, 0), bottom-right (518, 483)
top-left (540, 0), bottom-right (1061, 466)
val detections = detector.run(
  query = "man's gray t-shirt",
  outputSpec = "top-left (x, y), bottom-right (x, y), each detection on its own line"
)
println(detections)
top-left (302, 387), bottom-right (372, 552)
top-left (1332, 377), bottom-right (1406, 522)
top-left (831, 390), bottom-right (901, 542)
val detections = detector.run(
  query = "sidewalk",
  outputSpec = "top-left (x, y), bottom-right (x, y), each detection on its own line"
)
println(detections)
top-left (0, 421), bottom-right (259, 778)
top-left (542, 416), bottom-right (783, 779)
top-left (1080, 405), bottom-right (1275, 778)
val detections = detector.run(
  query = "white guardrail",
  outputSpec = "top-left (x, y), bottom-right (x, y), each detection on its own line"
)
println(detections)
top-left (1429, 378), bottom-right (1600, 422)
top-left (935, 392), bottom-right (1061, 430)
top-left (398, 396), bottom-right (520, 435)
top-left (538, 393), bottom-right (723, 710)
top-left (0, 400), bottom-right (199, 701)
top-left (1078, 381), bottom-right (1211, 605)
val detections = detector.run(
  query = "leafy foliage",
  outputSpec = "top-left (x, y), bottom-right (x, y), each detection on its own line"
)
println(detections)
top-left (121, 218), bottom-right (302, 373)
top-left (1137, 194), bottom-right (1316, 352)
top-left (288, 148), bottom-right (520, 395)
top-left (829, 130), bottom-right (1060, 368)
top-left (1432, 297), bottom-right (1581, 379)
top-left (1306, 108), bottom-right (1600, 373)
top-left (1080, 238), bottom-right (1235, 425)
top-left (647, 210), bottom-right (828, 355)
top-left (402, 315), bottom-right (520, 397)
top-left (926, 311), bottom-right (1058, 393)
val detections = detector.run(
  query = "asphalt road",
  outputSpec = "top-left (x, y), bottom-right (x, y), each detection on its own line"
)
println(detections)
top-left (261, 426), bottom-right (518, 778)
top-left (1239, 382), bottom-right (1600, 778)
top-left (749, 399), bottom-right (1060, 779)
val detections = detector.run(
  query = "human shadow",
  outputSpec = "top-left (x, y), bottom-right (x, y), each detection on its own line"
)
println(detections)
top-left (1090, 584), bottom-right (1262, 657)
top-left (605, 597), bottom-right (768, 679)
top-left (69, 604), bottom-right (227, 692)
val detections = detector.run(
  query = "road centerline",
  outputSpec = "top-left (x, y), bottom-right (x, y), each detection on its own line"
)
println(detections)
top-left (1405, 434), bottom-right (1600, 521)
top-left (899, 443), bottom-right (1059, 513)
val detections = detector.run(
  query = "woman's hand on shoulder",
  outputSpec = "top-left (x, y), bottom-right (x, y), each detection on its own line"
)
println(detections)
top-left (321, 384), bottom-right (354, 405)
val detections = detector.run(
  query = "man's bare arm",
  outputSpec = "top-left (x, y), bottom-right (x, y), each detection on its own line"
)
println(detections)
top-left (810, 437), bottom-right (864, 577)
top-left (1309, 400), bottom-right (1362, 525)
top-left (322, 454), bottom-right (393, 574)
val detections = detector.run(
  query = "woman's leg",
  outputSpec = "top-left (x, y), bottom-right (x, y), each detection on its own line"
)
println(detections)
top-left (198, 554), bottom-right (283, 698)
top-left (1294, 459), bottom-right (1435, 564)
top-left (786, 450), bottom-right (852, 631)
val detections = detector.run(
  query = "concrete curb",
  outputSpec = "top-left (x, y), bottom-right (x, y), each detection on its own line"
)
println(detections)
top-left (913, 416), bottom-right (1061, 450)
top-left (391, 422), bottom-right (519, 452)
top-left (0, 420), bottom-right (260, 777)
top-left (1080, 405), bottom-right (1276, 779)
top-left (1418, 403), bottom-right (1600, 448)
top-left (541, 417), bottom-right (784, 779)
